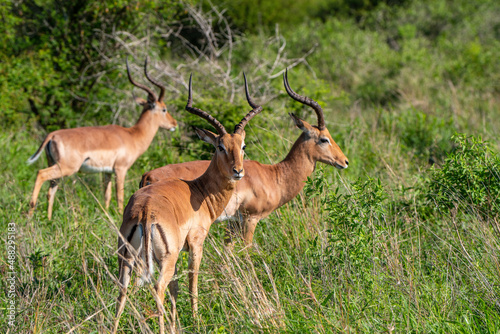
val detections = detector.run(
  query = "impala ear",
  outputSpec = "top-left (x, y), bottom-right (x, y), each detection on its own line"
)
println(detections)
top-left (136, 97), bottom-right (156, 110)
top-left (135, 97), bottom-right (148, 106)
top-left (289, 113), bottom-right (314, 133)
top-left (194, 127), bottom-right (218, 146)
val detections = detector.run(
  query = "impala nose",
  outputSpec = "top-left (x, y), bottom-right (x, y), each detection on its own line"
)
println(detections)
top-left (334, 159), bottom-right (349, 170)
top-left (169, 120), bottom-right (178, 131)
top-left (233, 168), bottom-right (244, 179)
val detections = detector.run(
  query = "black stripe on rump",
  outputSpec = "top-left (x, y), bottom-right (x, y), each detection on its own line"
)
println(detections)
top-left (124, 224), bottom-right (138, 258)
top-left (156, 224), bottom-right (169, 255)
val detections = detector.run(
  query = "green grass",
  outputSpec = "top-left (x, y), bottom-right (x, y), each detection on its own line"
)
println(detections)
top-left (2, 114), bottom-right (500, 333)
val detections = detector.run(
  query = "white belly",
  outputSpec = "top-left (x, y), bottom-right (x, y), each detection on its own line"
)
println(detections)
top-left (80, 161), bottom-right (114, 173)
top-left (216, 211), bottom-right (240, 222)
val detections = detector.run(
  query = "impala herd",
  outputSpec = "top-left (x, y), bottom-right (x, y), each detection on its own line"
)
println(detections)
top-left (27, 58), bottom-right (348, 333)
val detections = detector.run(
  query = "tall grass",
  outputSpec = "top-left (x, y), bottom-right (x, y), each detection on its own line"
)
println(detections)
top-left (3, 116), bottom-right (500, 333)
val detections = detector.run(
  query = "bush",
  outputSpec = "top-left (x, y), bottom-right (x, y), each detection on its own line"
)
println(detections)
top-left (0, 0), bottom-right (183, 129)
top-left (426, 133), bottom-right (500, 218)
top-left (381, 107), bottom-right (456, 163)
top-left (305, 170), bottom-right (387, 282)
top-left (208, 0), bottom-right (409, 33)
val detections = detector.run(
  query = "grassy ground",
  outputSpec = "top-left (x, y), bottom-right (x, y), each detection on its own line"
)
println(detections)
top-left (2, 106), bottom-right (500, 333)
top-left (2, 0), bottom-right (500, 332)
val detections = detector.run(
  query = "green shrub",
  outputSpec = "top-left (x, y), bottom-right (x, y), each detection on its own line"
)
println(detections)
top-left (381, 108), bottom-right (455, 163)
top-left (305, 170), bottom-right (387, 282)
top-left (426, 133), bottom-right (500, 217)
top-left (208, 0), bottom-right (409, 33)
top-left (0, 0), bottom-right (183, 129)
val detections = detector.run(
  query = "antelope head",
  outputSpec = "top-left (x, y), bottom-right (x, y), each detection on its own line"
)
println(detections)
top-left (126, 57), bottom-right (177, 131)
top-left (284, 70), bottom-right (349, 170)
top-left (187, 73), bottom-right (262, 181)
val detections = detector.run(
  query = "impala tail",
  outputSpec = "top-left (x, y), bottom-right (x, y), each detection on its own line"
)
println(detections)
top-left (138, 209), bottom-right (155, 286)
top-left (138, 177), bottom-right (149, 189)
top-left (27, 135), bottom-right (53, 165)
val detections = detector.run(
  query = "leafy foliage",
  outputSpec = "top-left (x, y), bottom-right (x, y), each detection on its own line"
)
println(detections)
top-left (426, 133), bottom-right (500, 217)
top-left (380, 107), bottom-right (456, 163)
top-left (0, 0), bottom-right (183, 129)
top-left (305, 170), bottom-right (387, 282)
top-left (208, 0), bottom-right (409, 33)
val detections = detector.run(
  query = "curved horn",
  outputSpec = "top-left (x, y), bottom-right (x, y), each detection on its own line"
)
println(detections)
top-left (126, 57), bottom-right (157, 103)
top-left (234, 72), bottom-right (263, 134)
top-left (144, 57), bottom-right (166, 102)
top-left (243, 72), bottom-right (259, 109)
top-left (283, 69), bottom-right (325, 130)
top-left (186, 74), bottom-right (227, 135)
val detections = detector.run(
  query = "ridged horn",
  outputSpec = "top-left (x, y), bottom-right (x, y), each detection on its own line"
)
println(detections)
top-left (126, 57), bottom-right (157, 103)
top-left (144, 57), bottom-right (166, 102)
top-left (234, 72), bottom-right (263, 134)
top-left (283, 69), bottom-right (325, 130)
top-left (185, 74), bottom-right (227, 135)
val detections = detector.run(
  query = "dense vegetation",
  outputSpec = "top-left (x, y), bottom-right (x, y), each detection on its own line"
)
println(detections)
top-left (1, 0), bottom-right (500, 332)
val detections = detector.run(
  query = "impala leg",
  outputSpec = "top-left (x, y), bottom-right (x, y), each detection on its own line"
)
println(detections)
top-left (104, 173), bottom-right (113, 209)
top-left (167, 265), bottom-right (179, 326)
top-left (243, 217), bottom-right (260, 246)
top-left (155, 254), bottom-right (179, 334)
top-left (29, 165), bottom-right (66, 218)
top-left (45, 152), bottom-right (59, 221)
top-left (224, 219), bottom-right (241, 247)
top-left (188, 242), bottom-right (205, 317)
top-left (113, 251), bottom-right (135, 334)
top-left (115, 169), bottom-right (127, 214)
top-left (47, 180), bottom-right (59, 220)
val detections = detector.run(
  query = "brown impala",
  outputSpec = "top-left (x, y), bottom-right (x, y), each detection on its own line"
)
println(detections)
top-left (113, 74), bottom-right (262, 334)
top-left (140, 70), bottom-right (349, 245)
top-left (27, 58), bottom-right (177, 219)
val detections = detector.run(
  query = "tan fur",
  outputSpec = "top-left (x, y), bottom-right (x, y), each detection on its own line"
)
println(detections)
top-left (141, 117), bottom-right (348, 245)
top-left (113, 74), bottom-right (261, 334)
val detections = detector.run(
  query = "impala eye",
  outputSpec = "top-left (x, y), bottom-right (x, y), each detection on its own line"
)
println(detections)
top-left (320, 138), bottom-right (330, 144)
top-left (242, 145), bottom-right (246, 151)
top-left (162, 108), bottom-right (167, 113)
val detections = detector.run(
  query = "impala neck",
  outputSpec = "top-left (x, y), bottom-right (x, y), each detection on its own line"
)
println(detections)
top-left (192, 157), bottom-right (236, 222)
top-left (129, 110), bottom-right (160, 154)
top-left (275, 133), bottom-right (316, 205)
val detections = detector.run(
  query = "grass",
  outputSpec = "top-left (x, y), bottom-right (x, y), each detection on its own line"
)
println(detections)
top-left (2, 108), bottom-right (500, 333)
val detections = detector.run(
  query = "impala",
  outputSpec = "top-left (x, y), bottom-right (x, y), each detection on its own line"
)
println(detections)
top-left (140, 69), bottom-right (349, 245)
top-left (27, 58), bottom-right (177, 219)
top-left (113, 74), bottom-right (262, 333)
